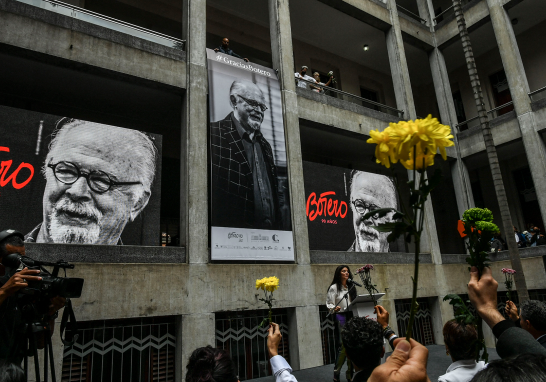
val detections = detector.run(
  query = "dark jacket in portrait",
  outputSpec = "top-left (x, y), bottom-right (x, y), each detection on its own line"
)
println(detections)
top-left (210, 112), bottom-right (287, 230)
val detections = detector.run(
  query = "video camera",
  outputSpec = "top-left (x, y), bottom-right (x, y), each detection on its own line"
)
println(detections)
top-left (2, 253), bottom-right (84, 299)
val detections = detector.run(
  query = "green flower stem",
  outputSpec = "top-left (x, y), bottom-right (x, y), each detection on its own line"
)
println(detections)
top-left (477, 320), bottom-right (489, 363)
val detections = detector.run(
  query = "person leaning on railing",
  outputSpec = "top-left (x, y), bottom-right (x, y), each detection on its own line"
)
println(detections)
top-left (310, 72), bottom-right (334, 94)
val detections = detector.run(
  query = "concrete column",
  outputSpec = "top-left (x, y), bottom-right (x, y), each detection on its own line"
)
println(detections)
top-left (429, 47), bottom-right (474, 216)
top-left (487, 0), bottom-right (546, 227)
top-left (268, 0), bottom-right (311, 265)
top-left (287, 306), bottom-right (323, 370)
top-left (182, 0), bottom-right (208, 263)
top-left (180, 313), bottom-right (216, 379)
top-left (416, 0), bottom-right (432, 27)
top-left (385, 0), bottom-right (441, 260)
top-left (429, 295), bottom-right (455, 346)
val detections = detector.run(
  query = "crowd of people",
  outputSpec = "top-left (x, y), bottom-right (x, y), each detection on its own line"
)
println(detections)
top-left (180, 265), bottom-right (546, 382)
top-left (294, 65), bottom-right (335, 94)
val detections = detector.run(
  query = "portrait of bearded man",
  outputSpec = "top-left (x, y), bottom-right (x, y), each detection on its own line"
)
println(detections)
top-left (25, 119), bottom-right (157, 245)
top-left (347, 171), bottom-right (397, 252)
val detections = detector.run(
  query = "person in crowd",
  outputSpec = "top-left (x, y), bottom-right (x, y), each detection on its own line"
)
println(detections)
top-left (469, 353), bottom-right (546, 382)
top-left (490, 232), bottom-right (505, 252)
top-left (294, 66), bottom-right (316, 89)
top-left (268, 322), bottom-right (297, 382)
top-left (341, 316), bottom-right (385, 381)
top-left (438, 320), bottom-right (486, 382)
top-left (514, 226), bottom-right (527, 248)
top-left (25, 118), bottom-right (158, 245)
top-left (530, 226), bottom-right (546, 246)
top-left (0, 230), bottom-right (65, 364)
top-left (348, 171), bottom-right (397, 252)
top-left (214, 37), bottom-right (249, 62)
top-left (0, 360), bottom-right (25, 382)
top-left (524, 228), bottom-right (533, 242)
top-left (310, 72), bottom-right (334, 93)
top-left (505, 299), bottom-right (546, 349)
top-left (326, 265), bottom-right (357, 382)
top-left (210, 80), bottom-right (288, 230)
top-left (467, 266), bottom-right (546, 358)
top-left (185, 345), bottom-right (239, 382)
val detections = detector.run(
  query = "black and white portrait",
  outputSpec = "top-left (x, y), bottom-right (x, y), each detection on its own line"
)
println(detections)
top-left (0, 106), bottom-right (162, 247)
top-left (208, 51), bottom-right (291, 231)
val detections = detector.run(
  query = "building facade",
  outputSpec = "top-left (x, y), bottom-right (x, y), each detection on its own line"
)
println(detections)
top-left (2, 0), bottom-right (546, 380)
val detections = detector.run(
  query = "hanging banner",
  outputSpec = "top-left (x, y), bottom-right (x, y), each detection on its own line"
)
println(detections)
top-left (0, 105), bottom-right (162, 247)
top-left (303, 161), bottom-right (403, 252)
top-left (207, 49), bottom-right (294, 261)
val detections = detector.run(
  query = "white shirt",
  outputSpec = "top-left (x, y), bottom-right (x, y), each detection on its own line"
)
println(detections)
top-left (295, 73), bottom-right (316, 89)
top-left (271, 355), bottom-right (298, 382)
top-left (438, 360), bottom-right (486, 382)
top-left (312, 82), bottom-right (326, 93)
top-left (326, 284), bottom-right (351, 313)
top-left (515, 233), bottom-right (520, 243)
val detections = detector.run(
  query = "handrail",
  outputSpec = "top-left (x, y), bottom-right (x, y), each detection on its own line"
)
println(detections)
top-left (455, 101), bottom-right (514, 130)
top-left (433, 5), bottom-right (454, 22)
top-left (41, 0), bottom-right (186, 47)
top-left (296, 77), bottom-right (404, 117)
top-left (396, 4), bottom-right (428, 24)
top-left (529, 86), bottom-right (546, 97)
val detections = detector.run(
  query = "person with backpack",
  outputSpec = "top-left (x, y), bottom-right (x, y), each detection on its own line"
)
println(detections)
top-left (514, 226), bottom-right (527, 248)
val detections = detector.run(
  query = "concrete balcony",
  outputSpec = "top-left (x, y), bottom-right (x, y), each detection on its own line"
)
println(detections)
top-left (0, 0), bottom-right (186, 88)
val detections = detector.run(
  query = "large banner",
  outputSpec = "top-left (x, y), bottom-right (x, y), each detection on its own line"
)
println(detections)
top-left (0, 106), bottom-right (162, 247)
top-left (208, 49), bottom-right (294, 261)
top-left (303, 161), bottom-right (404, 252)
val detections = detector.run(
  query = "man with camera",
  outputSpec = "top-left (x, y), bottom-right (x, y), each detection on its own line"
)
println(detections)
top-left (0, 229), bottom-right (65, 364)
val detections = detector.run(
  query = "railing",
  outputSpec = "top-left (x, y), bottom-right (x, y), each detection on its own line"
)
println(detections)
top-left (396, 4), bottom-right (428, 25)
top-left (319, 306), bottom-right (340, 365)
top-left (529, 86), bottom-right (546, 102)
top-left (432, 5), bottom-right (454, 24)
top-left (17, 0), bottom-right (185, 50)
top-left (296, 77), bottom-right (404, 118)
top-left (455, 101), bottom-right (514, 132)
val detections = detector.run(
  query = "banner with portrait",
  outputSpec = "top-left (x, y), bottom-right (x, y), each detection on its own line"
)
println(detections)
top-left (0, 106), bottom-right (162, 247)
top-left (303, 161), bottom-right (404, 252)
top-left (207, 49), bottom-right (294, 261)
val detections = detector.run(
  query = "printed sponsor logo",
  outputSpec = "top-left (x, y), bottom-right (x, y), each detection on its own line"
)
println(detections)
top-left (251, 234), bottom-right (269, 242)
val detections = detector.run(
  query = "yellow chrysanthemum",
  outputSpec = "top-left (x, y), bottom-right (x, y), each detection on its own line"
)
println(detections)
top-left (367, 115), bottom-right (454, 170)
top-left (256, 276), bottom-right (279, 292)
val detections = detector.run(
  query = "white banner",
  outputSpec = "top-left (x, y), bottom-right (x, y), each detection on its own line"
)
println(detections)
top-left (211, 227), bottom-right (294, 261)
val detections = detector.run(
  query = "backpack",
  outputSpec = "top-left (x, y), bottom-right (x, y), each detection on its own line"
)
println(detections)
top-left (518, 232), bottom-right (528, 246)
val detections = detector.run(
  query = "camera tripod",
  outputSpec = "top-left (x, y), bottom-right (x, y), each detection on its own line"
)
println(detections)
top-left (22, 312), bottom-right (58, 382)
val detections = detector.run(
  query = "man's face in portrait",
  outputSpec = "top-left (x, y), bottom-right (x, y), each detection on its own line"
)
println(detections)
top-left (40, 123), bottom-right (151, 245)
top-left (231, 83), bottom-right (267, 132)
top-left (350, 172), bottom-right (396, 252)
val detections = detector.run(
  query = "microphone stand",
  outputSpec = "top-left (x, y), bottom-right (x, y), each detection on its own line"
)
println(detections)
top-left (326, 282), bottom-right (357, 318)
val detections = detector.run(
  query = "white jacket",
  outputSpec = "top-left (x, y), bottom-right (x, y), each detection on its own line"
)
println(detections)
top-left (438, 359), bottom-right (486, 382)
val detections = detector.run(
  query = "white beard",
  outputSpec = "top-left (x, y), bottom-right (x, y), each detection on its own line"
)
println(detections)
top-left (355, 236), bottom-right (382, 252)
top-left (48, 199), bottom-right (102, 244)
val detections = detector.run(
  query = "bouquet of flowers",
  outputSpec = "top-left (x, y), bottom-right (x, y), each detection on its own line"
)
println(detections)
top-left (327, 71), bottom-right (337, 84)
top-left (366, 115), bottom-right (454, 341)
top-left (502, 268), bottom-right (516, 301)
top-left (256, 276), bottom-right (279, 327)
top-left (356, 264), bottom-right (379, 306)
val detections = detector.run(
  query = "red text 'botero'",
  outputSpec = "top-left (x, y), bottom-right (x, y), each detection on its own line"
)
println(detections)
top-left (306, 191), bottom-right (348, 221)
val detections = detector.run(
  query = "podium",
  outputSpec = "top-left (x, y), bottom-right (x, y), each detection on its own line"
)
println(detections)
top-left (348, 293), bottom-right (385, 318)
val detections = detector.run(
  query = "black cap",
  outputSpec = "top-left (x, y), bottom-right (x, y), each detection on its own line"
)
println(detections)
top-left (0, 229), bottom-right (25, 244)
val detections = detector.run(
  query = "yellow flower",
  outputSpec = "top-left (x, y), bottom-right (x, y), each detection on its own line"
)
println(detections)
top-left (367, 115), bottom-right (454, 169)
top-left (399, 143), bottom-right (435, 170)
top-left (256, 276), bottom-right (279, 292)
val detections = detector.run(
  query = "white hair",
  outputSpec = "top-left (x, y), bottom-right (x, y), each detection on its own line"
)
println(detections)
top-left (43, 119), bottom-right (158, 203)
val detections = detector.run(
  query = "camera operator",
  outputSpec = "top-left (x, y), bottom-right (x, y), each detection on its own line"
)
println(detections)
top-left (0, 230), bottom-right (65, 365)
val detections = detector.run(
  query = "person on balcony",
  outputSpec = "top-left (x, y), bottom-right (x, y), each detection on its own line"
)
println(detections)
top-left (310, 72), bottom-right (334, 94)
top-left (294, 66), bottom-right (316, 89)
top-left (214, 38), bottom-right (249, 62)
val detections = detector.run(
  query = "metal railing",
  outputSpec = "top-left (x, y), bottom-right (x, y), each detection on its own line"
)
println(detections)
top-left (319, 306), bottom-right (340, 365)
top-left (17, 0), bottom-right (185, 50)
top-left (455, 101), bottom-right (514, 131)
top-left (432, 5), bottom-right (454, 23)
top-left (62, 317), bottom-right (176, 382)
top-left (296, 77), bottom-right (404, 118)
top-left (529, 86), bottom-right (546, 102)
top-left (396, 4), bottom-right (428, 25)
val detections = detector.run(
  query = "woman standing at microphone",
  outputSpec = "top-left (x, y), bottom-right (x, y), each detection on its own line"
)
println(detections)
top-left (327, 265), bottom-right (358, 382)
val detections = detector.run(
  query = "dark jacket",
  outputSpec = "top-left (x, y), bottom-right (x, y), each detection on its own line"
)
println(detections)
top-left (352, 370), bottom-right (372, 382)
top-left (210, 113), bottom-right (285, 229)
top-left (493, 319), bottom-right (546, 358)
top-left (216, 46), bottom-right (242, 59)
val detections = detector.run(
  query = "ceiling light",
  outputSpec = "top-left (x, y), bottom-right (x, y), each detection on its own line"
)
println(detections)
top-left (363, 44), bottom-right (369, 51)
